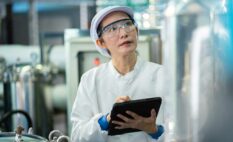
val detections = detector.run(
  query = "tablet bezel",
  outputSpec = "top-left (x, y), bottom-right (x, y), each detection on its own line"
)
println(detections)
top-left (108, 97), bottom-right (162, 135)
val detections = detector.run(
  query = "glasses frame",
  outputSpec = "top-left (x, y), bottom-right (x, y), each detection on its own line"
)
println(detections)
top-left (97, 18), bottom-right (136, 38)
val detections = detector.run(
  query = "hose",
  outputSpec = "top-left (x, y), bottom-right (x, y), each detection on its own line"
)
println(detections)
top-left (0, 110), bottom-right (33, 129)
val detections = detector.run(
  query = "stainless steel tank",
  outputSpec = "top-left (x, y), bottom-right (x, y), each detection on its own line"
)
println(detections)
top-left (0, 125), bottom-right (70, 142)
top-left (1, 63), bottom-right (53, 137)
top-left (162, 0), bottom-right (233, 141)
top-left (0, 125), bottom-right (48, 142)
top-left (0, 133), bottom-right (48, 142)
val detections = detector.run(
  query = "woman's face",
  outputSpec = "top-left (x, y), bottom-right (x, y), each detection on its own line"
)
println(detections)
top-left (97, 12), bottom-right (138, 58)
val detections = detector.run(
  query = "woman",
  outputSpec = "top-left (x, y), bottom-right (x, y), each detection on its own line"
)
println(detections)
top-left (71, 6), bottom-right (164, 142)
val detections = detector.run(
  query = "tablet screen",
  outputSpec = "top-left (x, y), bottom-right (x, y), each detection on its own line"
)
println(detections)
top-left (108, 97), bottom-right (162, 135)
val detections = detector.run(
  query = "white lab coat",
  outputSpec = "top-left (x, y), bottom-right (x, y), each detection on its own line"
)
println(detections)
top-left (71, 57), bottom-right (164, 142)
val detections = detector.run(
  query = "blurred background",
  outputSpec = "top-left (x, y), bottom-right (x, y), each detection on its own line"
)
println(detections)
top-left (0, 0), bottom-right (232, 141)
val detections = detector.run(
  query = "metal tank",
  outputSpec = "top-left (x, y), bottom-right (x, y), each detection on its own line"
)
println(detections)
top-left (0, 120), bottom-right (47, 142)
top-left (1, 58), bottom-right (53, 137)
top-left (204, 0), bottom-right (233, 141)
top-left (0, 125), bottom-right (70, 142)
top-left (21, 63), bottom-right (53, 137)
top-left (162, 0), bottom-right (233, 141)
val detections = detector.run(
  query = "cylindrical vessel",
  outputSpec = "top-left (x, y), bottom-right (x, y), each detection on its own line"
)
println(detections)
top-left (2, 65), bottom-right (19, 131)
top-left (202, 0), bottom-right (233, 141)
top-left (1, 64), bottom-right (53, 137)
top-left (0, 132), bottom-right (48, 142)
top-left (162, 0), bottom-right (233, 141)
top-left (31, 64), bottom-right (53, 137)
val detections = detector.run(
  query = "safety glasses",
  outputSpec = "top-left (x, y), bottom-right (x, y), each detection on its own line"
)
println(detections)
top-left (98, 18), bottom-right (136, 38)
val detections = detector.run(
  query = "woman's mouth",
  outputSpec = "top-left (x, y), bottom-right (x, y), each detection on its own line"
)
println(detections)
top-left (119, 41), bottom-right (132, 47)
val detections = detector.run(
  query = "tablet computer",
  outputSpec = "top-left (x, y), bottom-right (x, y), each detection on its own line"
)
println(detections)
top-left (108, 97), bottom-right (162, 136)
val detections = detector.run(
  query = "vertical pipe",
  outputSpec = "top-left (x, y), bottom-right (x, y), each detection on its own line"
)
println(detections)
top-left (5, 3), bottom-right (13, 44)
top-left (80, 2), bottom-right (89, 29)
top-left (28, 0), bottom-right (39, 45)
top-left (3, 72), bottom-right (12, 131)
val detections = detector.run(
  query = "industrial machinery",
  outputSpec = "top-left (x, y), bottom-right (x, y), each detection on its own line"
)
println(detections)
top-left (0, 45), bottom-right (53, 137)
top-left (0, 125), bottom-right (70, 142)
top-left (0, 45), bottom-right (70, 141)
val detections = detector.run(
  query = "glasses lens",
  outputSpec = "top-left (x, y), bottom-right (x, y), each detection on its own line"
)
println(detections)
top-left (122, 20), bottom-right (135, 33)
top-left (101, 19), bottom-right (135, 38)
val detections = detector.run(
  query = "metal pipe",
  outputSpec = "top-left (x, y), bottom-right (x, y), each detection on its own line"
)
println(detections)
top-left (5, 3), bottom-right (13, 44)
top-left (28, 0), bottom-right (39, 45)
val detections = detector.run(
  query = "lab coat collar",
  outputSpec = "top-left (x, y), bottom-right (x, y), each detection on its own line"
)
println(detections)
top-left (109, 56), bottom-right (143, 80)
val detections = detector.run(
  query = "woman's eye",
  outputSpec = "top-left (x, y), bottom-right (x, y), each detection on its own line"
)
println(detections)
top-left (111, 26), bottom-right (117, 31)
top-left (106, 27), bottom-right (113, 33)
top-left (107, 27), bottom-right (116, 33)
top-left (125, 22), bottom-right (132, 26)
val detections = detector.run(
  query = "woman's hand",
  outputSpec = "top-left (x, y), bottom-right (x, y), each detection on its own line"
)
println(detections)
top-left (111, 109), bottom-right (157, 133)
top-left (107, 96), bottom-right (131, 122)
top-left (115, 96), bottom-right (130, 103)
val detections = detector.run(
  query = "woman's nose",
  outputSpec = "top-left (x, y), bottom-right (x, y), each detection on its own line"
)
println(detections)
top-left (119, 27), bottom-right (128, 38)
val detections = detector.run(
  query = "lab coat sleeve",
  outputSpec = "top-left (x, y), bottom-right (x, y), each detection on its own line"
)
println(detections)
top-left (70, 74), bottom-right (108, 142)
